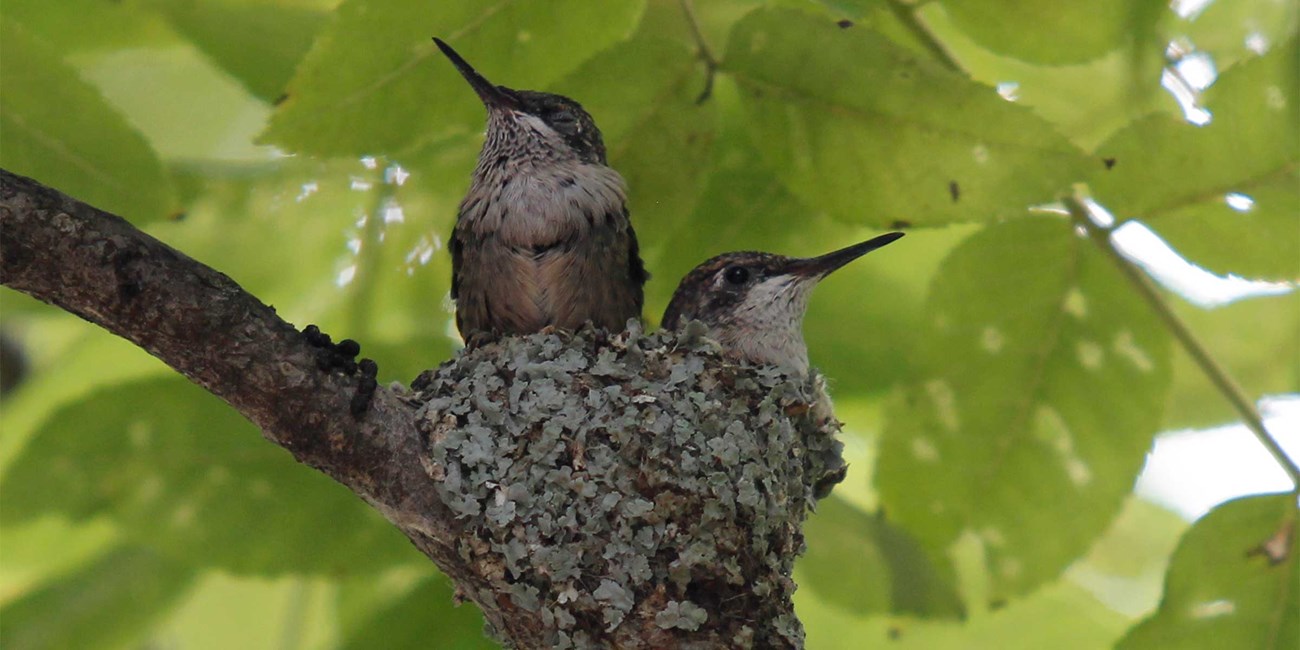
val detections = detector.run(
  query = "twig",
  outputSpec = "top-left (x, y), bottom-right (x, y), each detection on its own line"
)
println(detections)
top-left (882, 0), bottom-right (963, 74)
top-left (678, 0), bottom-right (719, 104)
top-left (1063, 188), bottom-right (1300, 488)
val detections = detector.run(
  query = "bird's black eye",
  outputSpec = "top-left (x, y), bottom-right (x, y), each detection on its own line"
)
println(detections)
top-left (549, 111), bottom-right (578, 132)
top-left (723, 265), bottom-right (749, 285)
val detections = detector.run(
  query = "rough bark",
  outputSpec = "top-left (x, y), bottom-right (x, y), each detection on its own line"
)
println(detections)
top-left (0, 168), bottom-right (836, 648)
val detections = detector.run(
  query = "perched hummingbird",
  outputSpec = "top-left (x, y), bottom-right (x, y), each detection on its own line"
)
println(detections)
top-left (434, 38), bottom-right (648, 339)
top-left (661, 233), bottom-right (905, 375)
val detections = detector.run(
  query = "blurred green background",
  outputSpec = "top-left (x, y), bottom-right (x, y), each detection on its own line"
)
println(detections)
top-left (1, 0), bottom-right (1296, 648)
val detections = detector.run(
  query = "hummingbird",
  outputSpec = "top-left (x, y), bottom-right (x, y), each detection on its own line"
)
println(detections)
top-left (661, 233), bottom-right (905, 375)
top-left (434, 38), bottom-right (648, 340)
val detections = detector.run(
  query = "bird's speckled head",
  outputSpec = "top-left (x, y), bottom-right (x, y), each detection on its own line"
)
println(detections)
top-left (662, 233), bottom-right (905, 374)
top-left (435, 38), bottom-right (607, 165)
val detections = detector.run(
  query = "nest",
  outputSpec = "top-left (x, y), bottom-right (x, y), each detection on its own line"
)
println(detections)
top-left (410, 322), bottom-right (844, 648)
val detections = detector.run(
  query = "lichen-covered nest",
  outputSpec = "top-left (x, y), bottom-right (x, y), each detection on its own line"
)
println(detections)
top-left (411, 322), bottom-right (844, 649)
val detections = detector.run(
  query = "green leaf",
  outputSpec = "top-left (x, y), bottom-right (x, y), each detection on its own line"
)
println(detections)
top-left (0, 19), bottom-right (176, 223)
top-left (0, 517), bottom-right (120, 601)
top-left (160, 574), bottom-right (339, 649)
top-left (1090, 37), bottom-right (1300, 281)
top-left (0, 545), bottom-right (197, 650)
top-left (722, 8), bottom-right (1090, 228)
top-left (141, 0), bottom-right (329, 103)
top-left (1118, 493), bottom-right (1299, 649)
top-left (808, 0), bottom-right (959, 64)
top-left (938, 0), bottom-right (1163, 65)
top-left (551, 36), bottom-right (718, 246)
top-left (877, 219), bottom-right (1173, 600)
top-left (644, 75), bottom-right (817, 289)
top-left (0, 0), bottom-right (177, 53)
top-left (913, 5), bottom-right (1170, 150)
top-left (1140, 166), bottom-right (1298, 281)
top-left (73, 45), bottom-right (273, 164)
top-left (338, 576), bottom-right (494, 650)
top-left (797, 576), bottom-right (1133, 649)
top-left (804, 268), bottom-right (923, 398)
top-left (0, 377), bottom-right (421, 575)
top-left (799, 496), bottom-right (964, 618)
top-left (262, 0), bottom-right (646, 156)
top-left (1166, 0), bottom-right (1299, 72)
top-left (0, 323), bottom-right (172, 474)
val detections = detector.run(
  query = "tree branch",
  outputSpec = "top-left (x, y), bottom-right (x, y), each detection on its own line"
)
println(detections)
top-left (1, 168), bottom-right (835, 648)
top-left (1, 169), bottom-right (417, 506)
top-left (0, 167), bottom-right (495, 637)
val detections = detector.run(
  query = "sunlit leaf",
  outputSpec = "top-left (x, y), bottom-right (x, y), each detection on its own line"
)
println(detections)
top-left (5, 1), bottom-right (1295, 646)
top-left (1065, 497), bottom-right (1188, 617)
top-left (337, 576), bottom-right (494, 650)
top-left (0, 0), bottom-right (176, 53)
top-left (333, 569), bottom-right (431, 637)
top-left (797, 575), bottom-right (1132, 649)
top-left (0, 517), bottom-right (120, 602)
top-left (71, 47), bottom-right (272, 164)
top-left (262, 0), bottom-right (646, 156)
top-left (914, 5), bottom-right (1170, 150)
top-left (877, 219), bottom-right (1173, 600)
top-left (141, 0), bottom-right (329, 103)
top-left (0, 545), bottom-right (196, 650)
top-left (1074, 497), bottom-right (1186, 579)
top-left (938, 0), bottom-right (1165, 65)
top-left (1090, 37), bottom-right (1300, 281)
top-left (160, 573), bottom-right (339, 649)
top-left (1118, 493), bottom-right (1299, 649)
top-left (0, 19), bottom-right (176, 223)
top-left (809, 0), bottom-right (956, 63)
top-left (1164, 0), bottom-right (1299, 72)
top-left (1144, 169), bottom-right (1298, 282)
top-left (0, 378), bottom-right (421, 575)
top-left (722, 8), bottom-right (1090, 228)
top-left (799, 496), bottom-right (964, 618)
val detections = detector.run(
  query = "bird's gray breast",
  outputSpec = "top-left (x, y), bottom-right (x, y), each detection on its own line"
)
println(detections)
top-left (452, 159), bottom-right (634, 334)
top-left (461, 161), bottom-right (628, 248)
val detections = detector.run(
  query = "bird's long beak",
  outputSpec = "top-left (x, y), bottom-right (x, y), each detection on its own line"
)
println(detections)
top-left (787, 232), bottom-right (905, 278)
top-left (433, 38), bottom-right (519, 110)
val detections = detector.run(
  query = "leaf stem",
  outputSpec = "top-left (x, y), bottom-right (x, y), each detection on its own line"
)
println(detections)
top-left (882, 0), bottom-right (964, 74)
top-left (1063, 190), bottom-right (1300, 488)
top-left (677, 0), bottom-right (718, 103)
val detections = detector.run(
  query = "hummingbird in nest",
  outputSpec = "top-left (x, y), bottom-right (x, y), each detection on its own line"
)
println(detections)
top-left (661, 233), bottom-right (905, 375)
top-left (433, 38), bottom-right (648, 340)
top-left (663, 233), bottom-right (904, 500)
